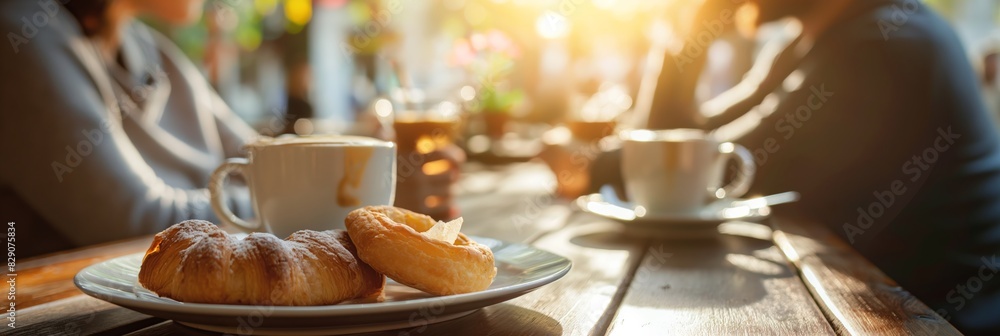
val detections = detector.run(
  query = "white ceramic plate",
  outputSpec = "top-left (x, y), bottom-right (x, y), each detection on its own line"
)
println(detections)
top-left (74, 236), bottom-right (571, 335)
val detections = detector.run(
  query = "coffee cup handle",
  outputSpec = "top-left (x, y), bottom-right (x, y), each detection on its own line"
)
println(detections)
top-left (209, 158), bottom-right (258, 232)
top-left (715, 142), bottom-right (756, 199)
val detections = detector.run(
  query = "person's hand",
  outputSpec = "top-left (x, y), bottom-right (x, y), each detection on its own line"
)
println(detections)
top-left (653, 0), bottom-right (747, 130)
top-left (393, 144), bottom-right (465, 220)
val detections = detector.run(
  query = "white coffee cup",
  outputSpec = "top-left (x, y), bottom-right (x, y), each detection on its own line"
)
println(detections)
top-left (621, 129), bottom-right (755, 216)
top-left (210, 135), bottom-right (396, 237)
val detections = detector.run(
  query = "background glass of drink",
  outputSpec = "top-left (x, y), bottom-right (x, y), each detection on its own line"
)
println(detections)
top-left (542, 84), bottom-right (631, 199)
top-left (567, 119), bottom-right (618, 143)
top-left (568, 83), bottom-right (631, 141)
top-left (388, 89), bottom-right (462, 220)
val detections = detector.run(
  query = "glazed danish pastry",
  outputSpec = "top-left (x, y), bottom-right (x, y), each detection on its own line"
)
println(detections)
top-left (345, 206), bottom-right (497, 295)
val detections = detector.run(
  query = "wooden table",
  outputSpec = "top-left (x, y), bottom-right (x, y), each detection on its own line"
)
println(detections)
top-left (6, 163), bottom-right (960, 335)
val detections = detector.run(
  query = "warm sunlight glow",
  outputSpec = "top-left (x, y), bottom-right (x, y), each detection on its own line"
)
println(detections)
top-left (422, 159), bottom-right (452, 176)
top-left (721, 205), bottom-right (750, 219)
top-left (416, 137), bottom-right (437, 154)
top-left (535, 11), bottom-right (569, 39)
top-left (460, 85), bottom-right (477, 101)
top-left (803, 268), bottom-right (862, 335)
top-left (424, 195), bottom-right (442, 208)
top-left (467, 135), bottom-right (491, 154)
top-left (374, 99), bottom-right (393, 118)
top-left (772, 230), bottom-right (800, 263)
top-left (542, 126), bottom-right (572, 145)
top-left (586, 201), bottom-right (636, 221)
top-left (717, 222), bottom-right (772, 241)
top-left (592, 0), bottom-right (617, 10)
top-left (293, 118), bottom-right (314, 135)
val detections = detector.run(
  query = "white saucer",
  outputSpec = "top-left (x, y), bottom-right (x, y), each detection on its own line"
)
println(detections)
top-left (74, 236), bottom-right (570, 335)
top-left (575, 189), bottom-right (771, 227)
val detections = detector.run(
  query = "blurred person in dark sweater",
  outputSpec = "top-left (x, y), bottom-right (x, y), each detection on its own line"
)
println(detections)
top-left (591, 0), bottom-right (1000, 333)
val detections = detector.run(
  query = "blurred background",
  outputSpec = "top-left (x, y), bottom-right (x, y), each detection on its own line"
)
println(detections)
top-left (149, 0), bottom-right (1000, 163)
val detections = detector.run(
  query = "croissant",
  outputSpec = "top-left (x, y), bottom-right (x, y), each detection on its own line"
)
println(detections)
top-left (138, 220), bottom-right (385, 306)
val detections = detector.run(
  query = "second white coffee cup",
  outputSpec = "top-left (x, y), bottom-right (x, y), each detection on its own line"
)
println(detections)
top-left (621, 129), bottom-right (755, 216)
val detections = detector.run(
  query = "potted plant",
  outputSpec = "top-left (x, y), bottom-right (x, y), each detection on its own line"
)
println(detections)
top-left (479, 86), bottom-right (523, 138)
top-left (451, 30), bottom-right (523, 138)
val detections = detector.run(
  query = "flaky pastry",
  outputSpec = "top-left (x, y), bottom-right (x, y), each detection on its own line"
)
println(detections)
top-left (138, 220), bottom-right (385, 305)
top-left (345, 206), bottom-right (497, 295)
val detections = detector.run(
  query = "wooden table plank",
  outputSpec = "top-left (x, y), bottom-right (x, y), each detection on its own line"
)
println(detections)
top-left (11, 236), bottom-right (153, 310)
top-left (7, 295), bottom-right (161, 335)
top-left (457, 163), bottom-right (571, 243)
top-left (496, 218), bottom-right (647, 336)
top-left (771, 217), bottom-right (961, 335)
top-left (606, 222), bottom-right (835, 335)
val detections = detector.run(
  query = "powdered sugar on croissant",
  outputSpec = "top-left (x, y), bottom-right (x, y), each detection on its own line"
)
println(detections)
top-left (138, 220), bottom-right (385, 306)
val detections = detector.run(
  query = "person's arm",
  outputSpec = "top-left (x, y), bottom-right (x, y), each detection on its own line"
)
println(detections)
top-left (648, 0), bottom-right (752, 130)
top-left (646, 51), bottom-right (709, 130)
top-left (734, 35), bottom-right (935, 228)
top-left (650, 31), bottom-right (805, 133)
top-left (148, 29), bottom-right (258, 158)
top-left (209, 91), bottom-right (258, 157)
top-left (0, 15), bottom-right (220, 245)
